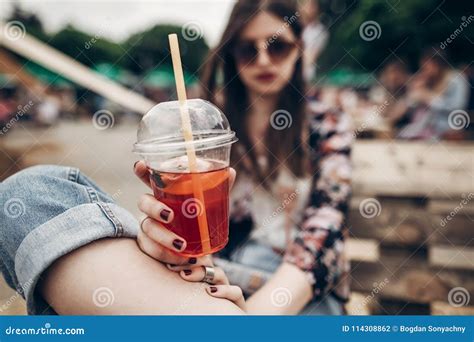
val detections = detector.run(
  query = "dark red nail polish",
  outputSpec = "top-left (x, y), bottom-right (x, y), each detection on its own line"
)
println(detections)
top-left (172, 239), bottom-right (184, 250)
top-left (160, 209), bottom-right (171, 221)
top-left (189, 257), bottom-right (197, 264)
top-left (210, 286), bottom-right (217, 293)
top-left (183, 269), bottom-right (192, 276)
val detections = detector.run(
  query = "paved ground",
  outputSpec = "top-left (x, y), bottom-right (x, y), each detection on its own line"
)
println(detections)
top-left (1, 119), bottom-right (147, 315)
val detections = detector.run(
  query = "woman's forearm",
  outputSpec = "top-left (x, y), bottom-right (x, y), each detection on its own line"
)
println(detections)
top-left (245, 262), bottom-right (312, 315)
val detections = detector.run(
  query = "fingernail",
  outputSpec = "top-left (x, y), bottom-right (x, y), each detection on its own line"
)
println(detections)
top-left (172, 239), bottom-right (184, 251)
top-left (209, 286), bottom-right (218, 293)
top-left (133, 161), bottom-right (139, 170)
top-left (167, 264), bottom-right (177, 269)
top-left (183, 269), bottom-right (192, 276)
top-left (160, 209), bottom-right (171, 222)
top-left (188, 257), bottom-right (197, 264)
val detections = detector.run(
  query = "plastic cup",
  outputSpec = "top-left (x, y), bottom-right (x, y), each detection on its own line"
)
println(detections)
top-left (133, 99), bottom-right (237, 257)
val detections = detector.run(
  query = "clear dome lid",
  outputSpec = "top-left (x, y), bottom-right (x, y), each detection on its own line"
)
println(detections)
top-left (133, 99), bottom-right (237, 155)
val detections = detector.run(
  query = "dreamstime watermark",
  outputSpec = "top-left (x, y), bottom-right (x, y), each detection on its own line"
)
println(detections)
top-left (0, 278), bottom-right (34, 313)
top-left (181, 21), bottom-right (204, 41)
top-left (359, 20), bottom-right (381, 41)
top-left (5, 323), bottom-right (85, 336)
top-left (448, 287), bottom-right (470, 307)
top-left (181, 198), bottom-right (204, 219)
top-left (3, 20), bottom-right (26, 41)
top-left (353, 100), bottom-right (390, 138)
top-left (353, 278), bottom-right (390, 314)
top-left (359, 198), bottom-right (382, 219)
top-left (440, 192), bottom-right (473, 227)
top-left (3, 198), bottom-right (26, 219)
top-left (270, 109), bottom-right (292, 130)
top-left (270, 287), bottom-right (293, 307)
top-left (0, 100), bottom-right (35, 135)
top-left (448, 109), bottom-right (470, 130)
top-left (84, 25), bottom-right (109, 50)
top-left (262, 189), bottom-right (300, 227)
top-left (263, 11), bottom-right (300, 49)
top-left (92, 287), bottom-right (115, 308)
top-left (440, 16), bottom-right (474, 50)
top-left (111, 189), bottom-right (122, 201)
top-left (92, 109), bottom-right (115, 130)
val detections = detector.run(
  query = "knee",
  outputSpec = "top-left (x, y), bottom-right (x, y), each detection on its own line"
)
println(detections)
top-left (8, 165), bottom-right (73, 181)
top-left (1, 165), bottom-right (80, 222)
top-left (2, 165), bottom-right (75, 193)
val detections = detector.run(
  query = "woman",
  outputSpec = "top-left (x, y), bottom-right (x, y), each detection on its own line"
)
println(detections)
top-left (298, 0), bottom-right (329, 82)
top-left (0, 0), bottom-right (352, 315)
top-left (397, 48), bottom-right (469, 139)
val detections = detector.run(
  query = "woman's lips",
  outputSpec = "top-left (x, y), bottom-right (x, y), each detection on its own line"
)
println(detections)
top-left (255, 72), bottom-right (277, 82)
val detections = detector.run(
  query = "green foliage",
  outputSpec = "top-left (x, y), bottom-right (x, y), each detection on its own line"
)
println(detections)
top-left (318, 0), bottom-right (473, 73)
top-left (48, 25), bottom-right (124, 67)
top-left (5, 8), bottom-right (209, 78)
top-left (7, 5), bottom-right (49, 42)
top-left (123, 24), bottom-right (209, 75)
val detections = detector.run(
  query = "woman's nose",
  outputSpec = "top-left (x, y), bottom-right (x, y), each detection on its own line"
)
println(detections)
top-left (256, 47), bottom-right (272, 66)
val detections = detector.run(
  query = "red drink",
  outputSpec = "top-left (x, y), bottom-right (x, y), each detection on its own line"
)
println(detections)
top-left (149, 162), bottom-right (230, 257)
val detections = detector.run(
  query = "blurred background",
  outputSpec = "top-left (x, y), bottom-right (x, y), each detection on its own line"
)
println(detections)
top-left (0, 0), bottom-right (473, 315)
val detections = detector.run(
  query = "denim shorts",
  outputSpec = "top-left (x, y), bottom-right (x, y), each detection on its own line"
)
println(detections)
top-left (0, 165), bottom-right (139, 314)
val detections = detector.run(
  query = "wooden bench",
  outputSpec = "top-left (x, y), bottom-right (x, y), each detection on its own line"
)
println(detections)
top-left (346, 140), bottom-right (474, 315)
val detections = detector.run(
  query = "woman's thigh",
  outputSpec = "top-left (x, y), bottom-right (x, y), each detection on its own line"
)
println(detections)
top-left (40, 238), bottom-right (244, 315)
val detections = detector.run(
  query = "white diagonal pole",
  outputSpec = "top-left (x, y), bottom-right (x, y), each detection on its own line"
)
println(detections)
top-left (0, 21), bottom-right (155, 115)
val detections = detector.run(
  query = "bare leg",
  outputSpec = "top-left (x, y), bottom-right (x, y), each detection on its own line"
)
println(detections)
top-left (39, 238), bottom-right (245, 315)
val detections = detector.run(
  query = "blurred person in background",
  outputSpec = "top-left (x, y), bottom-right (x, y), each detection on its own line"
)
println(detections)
top-left (36, 88), bottom-right (61, 126)
top-left (369, 60), bottom-right (412, 131)
top-left (398, 48), bottom-right (469, 140)
top-left (462, 64), bottom-right (474, 139)
top-left (298, 0), bottom-right (329, 83)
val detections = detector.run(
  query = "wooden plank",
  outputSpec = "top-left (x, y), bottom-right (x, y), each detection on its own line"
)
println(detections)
top-left (431, 301), bottom-right (474, 315)
top-left (346, 238), bottom-right (379, 262)
top-left (350, 261), bottom-right (474, 305)
top-left (352, 141), bottom-right (474, 198)
top-left (428, 198), bottom-right (474, 215)
top-left (345, 292), bottom-right (374, 315)
top-left (348, 198), bottom-right (473, 247)
top-left (429, 245), bottom-right (474, 270)
top-left (376, 299), bottom-right (430, 315)
top-left (348, 235), bottom-right (474, 270)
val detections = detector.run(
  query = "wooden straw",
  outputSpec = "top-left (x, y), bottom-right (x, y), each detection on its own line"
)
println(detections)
top-left (168, 34), bottom-right (211, 254)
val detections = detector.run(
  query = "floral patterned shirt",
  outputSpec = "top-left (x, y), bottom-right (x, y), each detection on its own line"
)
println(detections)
top-left (225, 101), bottom-right (353, 302)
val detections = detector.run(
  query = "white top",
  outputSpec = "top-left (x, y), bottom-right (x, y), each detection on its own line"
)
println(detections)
top-left (231, 164), bottom-right (312, 250)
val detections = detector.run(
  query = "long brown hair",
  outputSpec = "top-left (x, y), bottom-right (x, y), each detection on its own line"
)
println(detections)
top-left (201, 0), bottom-right (308, 187)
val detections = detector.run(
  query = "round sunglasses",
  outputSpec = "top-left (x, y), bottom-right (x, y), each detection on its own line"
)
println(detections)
top-left (232, 38), bottom-right (298, 65)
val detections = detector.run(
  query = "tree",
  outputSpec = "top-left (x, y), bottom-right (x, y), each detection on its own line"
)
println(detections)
top-left (123, 24), bottom-right (209, 76)
top-left (6, 4), bottom-right (49, 42)
top-left (49, 25), bottom-right (123, 68)
top-left (318, 0), bottom-right (474, 73)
